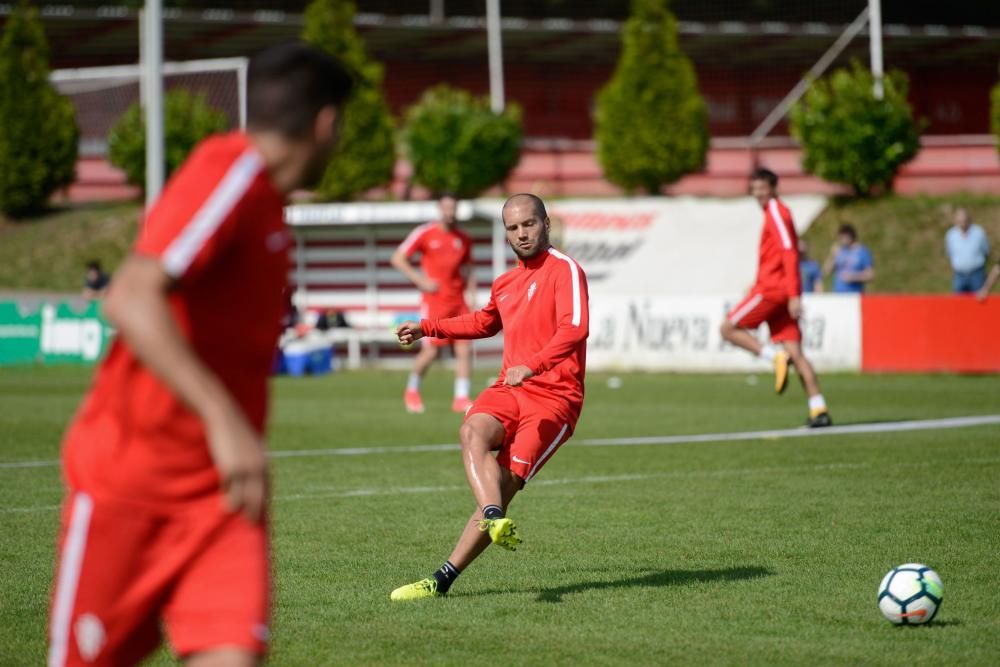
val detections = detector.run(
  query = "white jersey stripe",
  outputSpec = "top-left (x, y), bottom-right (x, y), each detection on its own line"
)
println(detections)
top-left (729, 293), bottom-right (763, 326)
top-left (48, 492), bottom-right (94, 667)
top-left (161, 149), bottom-right (264, 278)
top-left (768, 198), bottom-right (793, 250)
top-left (397, 222), bottom-right (436, 255)
top-left (547, 247), bottom-right (582, 326)
top-left (525, 422), bottom-right (570, 482)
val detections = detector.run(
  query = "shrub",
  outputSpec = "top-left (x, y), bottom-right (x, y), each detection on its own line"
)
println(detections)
top-left (303, 0), bottom-right (396, 201)
top-left (594, 0), bottom-right (709, 194)
top-left (790, 61), bottom-right (923, 196)
top-left (107, 88), bottom-right (229, 189)
top-left (401, 86), bottom-right (523, 198)
top-left (990, 77), bottom-right (1000, 160)
top-left (0, 1), bottom-right (80, 217)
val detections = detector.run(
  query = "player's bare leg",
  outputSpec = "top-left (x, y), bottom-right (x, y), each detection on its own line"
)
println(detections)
top-left (186, 647), bottom-right (257, 667)
top-left (452, 340), bottom-right (473, 413)
top-left (447, 468), bottom-right (522, 571)
top-left (458, 413), bottom-right (507, 509)
top-left (720, 320), bottom-right (790, 393)
top-left (404, 343), bottom-right (439, 413)
top-left (782, 341), bottom-right (831, 427)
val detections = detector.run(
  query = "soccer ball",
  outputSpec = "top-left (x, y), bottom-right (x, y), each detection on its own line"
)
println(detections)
top-left (877, 563), bottom-right (943, 625)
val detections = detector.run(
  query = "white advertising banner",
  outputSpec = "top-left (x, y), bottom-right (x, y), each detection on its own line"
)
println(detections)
top-left (587, 294), bottom-right (861, 372)
top-left (552, 195), bottom-right (828, 298)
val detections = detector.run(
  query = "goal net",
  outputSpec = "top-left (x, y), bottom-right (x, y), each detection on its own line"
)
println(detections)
top-left (50, 58), bottom-right (247, 157)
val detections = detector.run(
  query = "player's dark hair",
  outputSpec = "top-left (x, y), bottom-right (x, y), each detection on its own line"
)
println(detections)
top-left (503, 193), bottom-right (548, 220)
top-left (247, 43), bottom-right (354, 138)
top-left (86, 260), bottom-right (102, 271)
top-left (838, 224), bottom-right (858, 241)
top-left (750, 167), bottom-right (778, 187)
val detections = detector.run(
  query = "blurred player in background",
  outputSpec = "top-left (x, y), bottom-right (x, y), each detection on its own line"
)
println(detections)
top-left (390, 193), bottom-right (589, 601)
top-left (48, 44), bottom-right (353, 667)
top-left (720, 168), bottom-right (832, 428)
top-left (391, 194), bottom-right (475, 414)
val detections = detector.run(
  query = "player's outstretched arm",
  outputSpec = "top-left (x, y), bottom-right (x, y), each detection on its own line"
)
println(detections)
top-left (422, 294), bottom-right (503, 341)
top-left (103, 254), bottom-right (268, 522)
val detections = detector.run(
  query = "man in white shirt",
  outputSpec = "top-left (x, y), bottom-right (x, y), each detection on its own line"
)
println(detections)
top-left (945, 207), bottom-right (990, 294)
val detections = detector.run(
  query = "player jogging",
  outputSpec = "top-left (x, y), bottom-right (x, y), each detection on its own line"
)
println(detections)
top-left (391, 194), bottom-right (475, 414)
top-left (48, 45), bottom-right (352, 667)
top-left (720, 167), bottom-right (832, 428)
top-left (390, 193), bottom-right (589, 600)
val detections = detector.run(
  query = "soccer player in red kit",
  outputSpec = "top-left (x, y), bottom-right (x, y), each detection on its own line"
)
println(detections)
top-left (47, 45), bottom-right (353, 667)
top-left (720, 167), bottom-right (832, 428)
top-left (390, 193), bottom-right (589, 600)
top-left (390, 194), bottom-right (475, 414)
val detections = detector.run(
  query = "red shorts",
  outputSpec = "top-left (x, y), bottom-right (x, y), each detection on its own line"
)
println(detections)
top-left (727, 291), bottom-right (801, 343)
top-left (48, 491), bottom-right (269, 666)
top-left (421, 300), bottom-right (470, 348)
top-left (466, 385), bottom-right (575, 483)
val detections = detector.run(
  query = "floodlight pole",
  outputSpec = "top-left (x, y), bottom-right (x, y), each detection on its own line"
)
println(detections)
top-left (869, 0), bottom-right (884, 100)
top-left (486, 0), bottom-right (505, 113)
top-left (143, 0), bottom-right (165, 205)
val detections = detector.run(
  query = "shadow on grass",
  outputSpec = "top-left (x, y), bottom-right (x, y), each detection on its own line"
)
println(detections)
top-left (460, 565), bottom-right (773, 603)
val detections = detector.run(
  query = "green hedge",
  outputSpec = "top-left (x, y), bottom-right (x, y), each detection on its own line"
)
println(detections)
top-left (594, 0), bottom-right (709, 194)
top-left (0, 1), bottom-right (79, 218)
top-left (790, 61), bottom-right (923, 196)
top-left (107, 89), bottom-right (229, 190)
top-left (401, 86), bottom-right (522, 198)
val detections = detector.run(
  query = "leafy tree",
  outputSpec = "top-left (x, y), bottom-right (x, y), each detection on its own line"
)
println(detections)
top-left (107, 89), bottom-right (229, 189)
top-left (0, 1), bottom-right (80, 217)
top-left (790, 61), bottom-right (923, 196)
top-left (303, 0), bottom-right (396, 201)
top-left (401, 86), bottom-right (522, 198)
top-left (594, 0), bottom-right (709, 194)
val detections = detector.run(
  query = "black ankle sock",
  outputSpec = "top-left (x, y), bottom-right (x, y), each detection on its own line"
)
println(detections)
top-left (431, 560), bottom-right (460, 594)
top-left (483, 504), bottom-right (504, 520)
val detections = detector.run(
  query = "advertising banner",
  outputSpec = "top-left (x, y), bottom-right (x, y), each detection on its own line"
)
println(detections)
top-left (0, 300), bottom-right (114, 366)
top-left (587, 294), bottom-right (861, 372)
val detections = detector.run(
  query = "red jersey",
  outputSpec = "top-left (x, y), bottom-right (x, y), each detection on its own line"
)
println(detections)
top-left (62, 132), bottom-right (289, 507)
top-left (754, 197), bottom-right (802, 299)
top-left (398, 221), bottom-right (472, 308)
top-left (422, 247), bottom-right (589, 421)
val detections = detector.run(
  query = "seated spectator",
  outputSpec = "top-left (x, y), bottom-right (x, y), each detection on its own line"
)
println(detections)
top-left (82, 260), bottom-right (110, 300)
top-left (798, 239), bottom-right (823, 293)
top-left (945, 207), bottom-right (990, 294)
top-left (824, 224), bottom-right (874, 293)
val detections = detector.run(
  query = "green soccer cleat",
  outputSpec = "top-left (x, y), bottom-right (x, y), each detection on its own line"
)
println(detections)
top-left (389, 577), bottom-right (442, 601)
top-left (478, 517), bottom-right (521, 551)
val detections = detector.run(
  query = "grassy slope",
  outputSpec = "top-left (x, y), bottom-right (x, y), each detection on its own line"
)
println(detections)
top-left (0, 201), bottom-right (140, 292)
top-left (802, 193), bottom-right (1000, 294)
top-left (3, 194), bottom-right (1000, 294)
top-left (1, 368), bottom-right (998, 665)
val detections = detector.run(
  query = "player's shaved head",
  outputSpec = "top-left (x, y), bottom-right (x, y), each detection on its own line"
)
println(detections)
top-left (502, 193), bottom-right (547, 222)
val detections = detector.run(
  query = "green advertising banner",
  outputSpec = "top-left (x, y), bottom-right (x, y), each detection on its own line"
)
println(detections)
top-left (0, 300), bottom-right (114, 366)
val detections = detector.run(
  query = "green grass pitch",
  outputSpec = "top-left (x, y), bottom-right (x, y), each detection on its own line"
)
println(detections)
top-left (1, 367), bottom-right (998, 665)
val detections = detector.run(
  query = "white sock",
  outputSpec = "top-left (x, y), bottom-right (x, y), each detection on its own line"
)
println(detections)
top-left (759, 344), bottom-right (777, 362)
top-left (809, 394), bottom-right (827, 411)
top-left (407, 373), bottom-right (421, 392)
top-left (454, 377), bottom-right (470, 399)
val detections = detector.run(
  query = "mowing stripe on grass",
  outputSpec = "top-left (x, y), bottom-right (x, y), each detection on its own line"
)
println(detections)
top-left (6, 458), bottom-right (1000, 514)
top-left (2, 413), bottom-right (999, 471)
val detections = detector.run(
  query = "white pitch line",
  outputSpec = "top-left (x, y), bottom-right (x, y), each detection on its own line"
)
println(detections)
top-left (2, 414), bottom-right (998, 471)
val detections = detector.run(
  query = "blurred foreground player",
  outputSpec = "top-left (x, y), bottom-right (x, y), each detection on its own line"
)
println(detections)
top-left (390, 194), bottom-right (589, 600)
top-left (390, 194), bottom-right (475, 414)
top-left (720, 168), bottom-right (832, 428)
top-left (48, 44), bottom-right (353, 667)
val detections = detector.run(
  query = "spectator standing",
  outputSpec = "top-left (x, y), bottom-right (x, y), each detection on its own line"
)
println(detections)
top-left (798, 239), bottom-right (823, 293)
top-left (945, 207), bottom-right (990, 294)
top-left (824, 224), bottom-right (874, 293)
